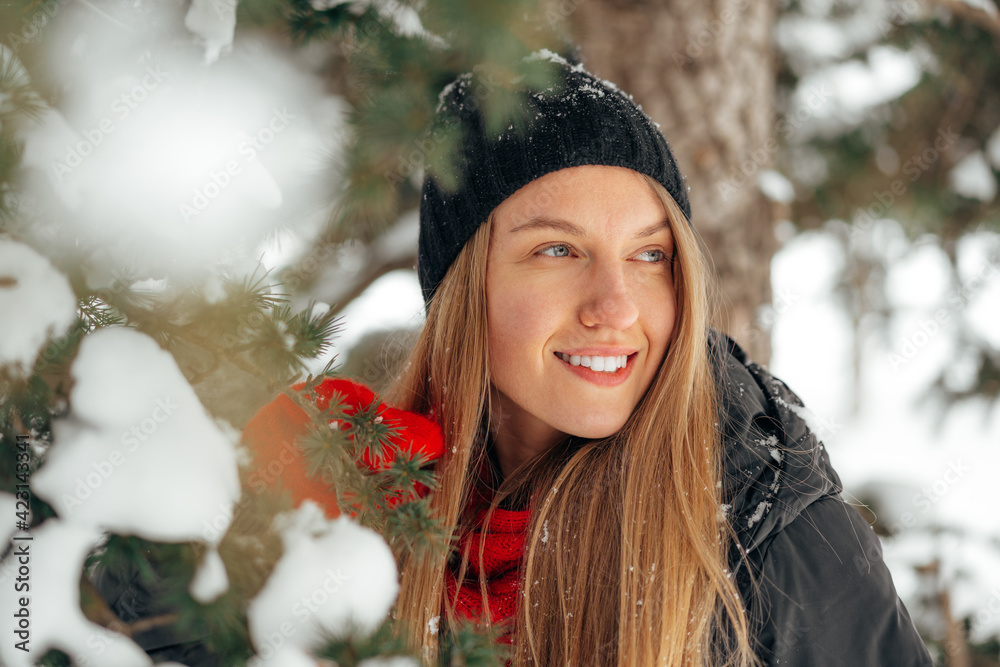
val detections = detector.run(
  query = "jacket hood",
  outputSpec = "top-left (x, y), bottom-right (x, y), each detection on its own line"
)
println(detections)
top-left (709, 331), bottom-right (843, 555)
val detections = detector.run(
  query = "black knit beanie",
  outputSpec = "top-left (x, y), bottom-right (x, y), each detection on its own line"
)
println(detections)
top-left (418, 49), bottom-right (691, 304)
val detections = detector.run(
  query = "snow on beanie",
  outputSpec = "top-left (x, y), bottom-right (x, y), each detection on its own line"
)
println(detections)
top-left (417, 49), bottom-right (692, 303)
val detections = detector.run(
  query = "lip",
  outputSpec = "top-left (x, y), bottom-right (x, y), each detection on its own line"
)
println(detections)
top-left (554, 347), bottom-right (638, 357)
top-left (553, 351), bottom-right (637, 387)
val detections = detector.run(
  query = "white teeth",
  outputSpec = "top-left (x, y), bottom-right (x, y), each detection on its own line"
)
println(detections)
top-left (558, 353), bottom-right (629, 373)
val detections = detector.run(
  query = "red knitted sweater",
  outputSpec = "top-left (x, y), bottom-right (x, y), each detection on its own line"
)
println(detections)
top-left (242, 378), bottom-right (529, 644)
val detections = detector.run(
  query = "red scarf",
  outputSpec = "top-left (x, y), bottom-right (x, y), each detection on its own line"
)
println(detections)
top-left (444, 459), bottom-right (531, 645)
top-left (243, 379), bottom-right (531, 645)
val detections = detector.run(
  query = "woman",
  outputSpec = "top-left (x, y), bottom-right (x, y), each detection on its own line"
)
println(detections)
top-left (341, 51), bottom-right (930, 665)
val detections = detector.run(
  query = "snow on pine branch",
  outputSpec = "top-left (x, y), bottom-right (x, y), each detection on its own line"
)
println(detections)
top-left (185, 0), bottom-right (239, 65)
top-left (0, 521), bottom-right (153, 667)
top-left (0, 239), bottom-right (76, 376)
top-left (0, 326), bottom-right (244, 664)
top-left (32, 327), bottom-right (241, 547)
top-left (246, 501), bottom-right (399, 666)
top-left (16, 1), bottom-right (340, 287)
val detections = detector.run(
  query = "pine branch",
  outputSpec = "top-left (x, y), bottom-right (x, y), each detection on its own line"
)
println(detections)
top-left (313, 615), bottom-right (416, 666)
top-left (343, 400), bottom-right (402, 465)
top-left (228, 268), bottom-right (287, 311)
top-left (439, 615), bottom-right (513, 667)
top-left (383, 450), bottom-right (441, 497)
top-left (78, 295), bottom-right (126, 331)
top-left (383, 494), bottom-right (452, 563)
top-left (286, 299), bottom-right (343, 359)
top-left (328, 252), bottom-right (417, 317)
top-left (88, 271), bottom-right (339, 393)
top-left (0, 45), bottom-right (46, 125)
top-left (297, 420), bottom-right (354, 483)
top-left (286, 1), bottom-right (356, 44)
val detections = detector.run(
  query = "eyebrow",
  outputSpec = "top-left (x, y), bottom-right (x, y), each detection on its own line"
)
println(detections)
top-left (509, 216), bottom-right (670, 238)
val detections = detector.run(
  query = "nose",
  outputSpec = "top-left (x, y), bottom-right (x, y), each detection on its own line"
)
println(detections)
top-left (578, 262), bottom-right (639, 331)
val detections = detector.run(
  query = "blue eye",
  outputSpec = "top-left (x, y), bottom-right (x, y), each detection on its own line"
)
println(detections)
top-left (540, 244), bottom-right (572, 258)
top-left (636, 249), bottom-right (668, 263)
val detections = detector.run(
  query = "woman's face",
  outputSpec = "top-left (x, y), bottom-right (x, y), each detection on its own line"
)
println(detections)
top-left (486, 165), bottom-right (677, 449)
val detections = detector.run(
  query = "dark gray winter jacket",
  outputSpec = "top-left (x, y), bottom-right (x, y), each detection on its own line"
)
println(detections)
top-left (712, 331), bottom-right (932, 666)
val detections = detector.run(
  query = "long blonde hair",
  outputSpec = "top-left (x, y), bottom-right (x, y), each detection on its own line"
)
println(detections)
top-left (388, 174), bottom-right (757, 666)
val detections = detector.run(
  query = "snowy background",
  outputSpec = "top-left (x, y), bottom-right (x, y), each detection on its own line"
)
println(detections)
top-left (2, 0), bottom-right (999, 664)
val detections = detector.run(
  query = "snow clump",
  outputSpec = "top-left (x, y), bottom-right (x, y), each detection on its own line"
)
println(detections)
top-left (185, 0), bottom-right (238, 64)
top-left (246, 500), bottom-right (399, 665)
top-left (31, 327), bottom-right (241, 608)
top-left (32, 327), bottom-right (241, 547)
top-left (0, 520), bottom-right (153, 667)
top-left (0, 240), bottom-right (77, 375)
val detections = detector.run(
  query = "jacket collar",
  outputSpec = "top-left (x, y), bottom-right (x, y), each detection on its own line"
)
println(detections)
top-left (710, 330), bottom-right (842, 555)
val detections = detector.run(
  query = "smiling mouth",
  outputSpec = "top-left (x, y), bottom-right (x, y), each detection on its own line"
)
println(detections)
top-left (555, 352), bottom-right (632, 373)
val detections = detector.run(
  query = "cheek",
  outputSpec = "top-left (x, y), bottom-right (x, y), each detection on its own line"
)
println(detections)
top-left (639, 280), bottom-right (678, 362)
top-left (486, 275), bottom-right (560, 369)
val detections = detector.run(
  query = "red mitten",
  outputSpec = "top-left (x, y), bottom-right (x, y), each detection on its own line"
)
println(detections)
top-left (242, 377), bottom-right (445, 518)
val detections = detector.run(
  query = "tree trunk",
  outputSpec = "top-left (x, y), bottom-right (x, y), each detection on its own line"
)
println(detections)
top-left (567, 0), bottom-right (779, 364)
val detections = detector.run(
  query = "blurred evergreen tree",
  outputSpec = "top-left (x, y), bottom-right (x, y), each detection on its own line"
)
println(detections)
top-left (771, 0), bottom-right (1000, 410)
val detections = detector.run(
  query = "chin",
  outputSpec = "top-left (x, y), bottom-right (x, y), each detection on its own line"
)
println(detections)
top-left (559, 415), bottom-right (629, 440)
